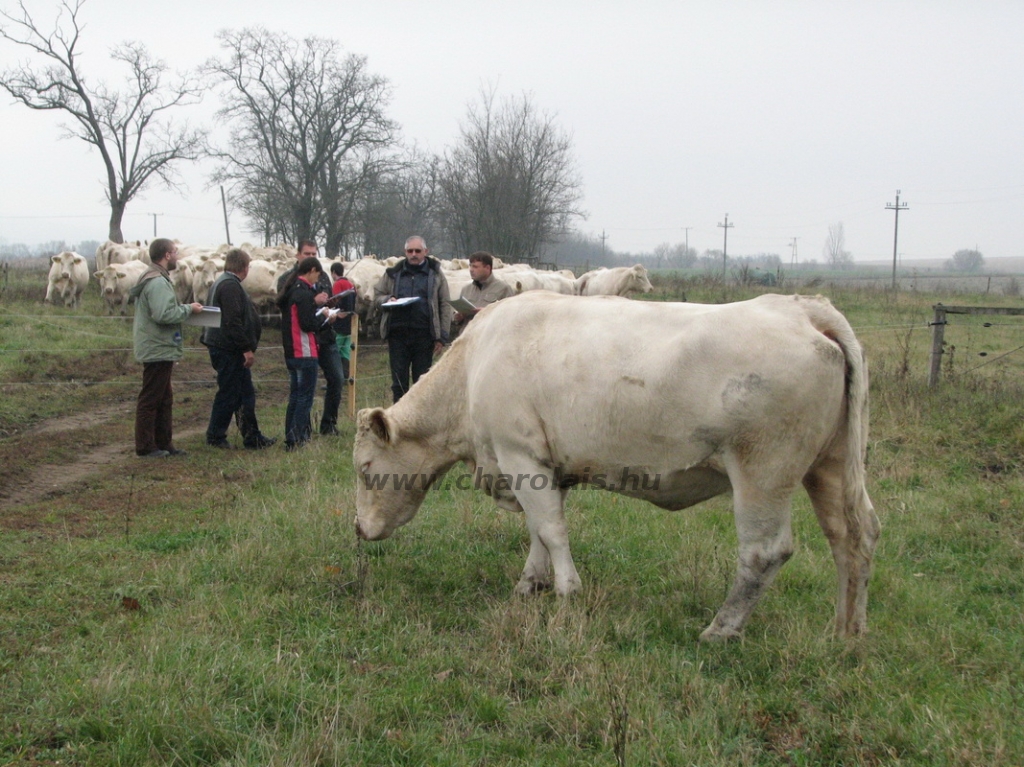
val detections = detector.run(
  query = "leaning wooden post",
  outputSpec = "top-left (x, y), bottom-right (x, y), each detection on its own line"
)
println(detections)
top-left (928, 305), bottom-right (947, 387)
top-left (347, 314), bottom-right (359, 417)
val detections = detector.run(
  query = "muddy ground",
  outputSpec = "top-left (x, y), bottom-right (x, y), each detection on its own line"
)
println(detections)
top-left (0, 354), bottom-right (296, 533)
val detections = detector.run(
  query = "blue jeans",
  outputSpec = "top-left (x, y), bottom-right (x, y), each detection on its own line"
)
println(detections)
top-left (285, 357), bottom-right (319, 446)
top-left (317, 340), bottom-right (344, 433)
top-left (206, 347), bottom-right (261, 445)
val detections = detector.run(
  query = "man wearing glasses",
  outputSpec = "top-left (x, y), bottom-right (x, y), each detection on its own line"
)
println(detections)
top-left (374, 235), bottom-right (452, 402)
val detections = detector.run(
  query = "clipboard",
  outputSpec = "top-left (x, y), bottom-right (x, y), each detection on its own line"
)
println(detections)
top-left (184, 306), bottom-right (221, 328)
top-left (448, 297), bottom-right (480, 314)
top-left (324, 289), bottom-right (355, 308)
top-left (381, 296), bottom-right (421, 308)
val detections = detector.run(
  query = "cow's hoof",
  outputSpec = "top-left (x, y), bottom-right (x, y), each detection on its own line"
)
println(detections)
top-left (513, 579), bottom-right (552, 596)
top-left (698, 626), bottom-right (743, 643)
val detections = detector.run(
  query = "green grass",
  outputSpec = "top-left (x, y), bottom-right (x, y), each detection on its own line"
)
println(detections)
top-left (1, 265), bottom-right (1023, 764)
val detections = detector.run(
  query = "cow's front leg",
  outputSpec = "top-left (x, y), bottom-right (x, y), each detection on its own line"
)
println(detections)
top-left (499, 457), bottom-right (581, 597)
top-left (520, 502), bottom-right (581, 596)
top-left (514, 532), bottom-right (552, 594)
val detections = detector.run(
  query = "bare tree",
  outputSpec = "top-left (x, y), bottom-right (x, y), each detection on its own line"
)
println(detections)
top-left (654, 241), bottom-right (697, 269)
top-left (359, 148), bottom-right (444, 257)
top-left (205, 28), bottom-right (396, 256)
top-left (438, 88), bottom-right (585, 261)
top-left (0, 0), bottom-right (206, 243)
top-left (823, 222), bottom-right (853, 269)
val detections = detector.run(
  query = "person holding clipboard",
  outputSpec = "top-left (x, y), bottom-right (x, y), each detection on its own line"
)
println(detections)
top-left (374, 236), bottom-right (452, 403)
top-left (451, 251), bottom-right (514, 326)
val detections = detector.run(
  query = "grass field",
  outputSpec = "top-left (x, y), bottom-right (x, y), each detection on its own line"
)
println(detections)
top-left (1, 265), bottom-right (1023, 765)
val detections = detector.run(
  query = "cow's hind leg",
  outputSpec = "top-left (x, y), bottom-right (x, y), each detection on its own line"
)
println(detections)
top-left (497, 455), bottom-right (581, 597)
top-left (803, 457), bottom-right (880, 637)
top-left (700, 471), bottom-right (796, 642)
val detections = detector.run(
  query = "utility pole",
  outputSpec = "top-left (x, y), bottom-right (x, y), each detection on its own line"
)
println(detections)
top-left (718, 214), bottom-right (733, 276)
top-left (789, 237), bottom-right (798, 267)
top-left (886, 190), bottom-right (909, 290)
top-left (599, 229), bottom-right (608, 262)
top-left (149, 213), bottom-right (162, 238)
top-left (220, 186), bottom-right (232, 245)
top-left (683, 226), bottom-right (692, 262)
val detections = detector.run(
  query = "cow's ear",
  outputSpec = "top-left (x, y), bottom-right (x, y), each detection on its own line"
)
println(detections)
top-left (359, 407), bottom-right (391, 443)
top-left (51, 255), bottom-right (60, 264)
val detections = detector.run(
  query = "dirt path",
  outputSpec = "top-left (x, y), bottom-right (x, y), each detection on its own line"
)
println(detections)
top-left (0, 400), bottom-right (206, 512)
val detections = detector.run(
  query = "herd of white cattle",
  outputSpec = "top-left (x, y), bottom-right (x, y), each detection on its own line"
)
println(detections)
top-left (43, 241), bottom-right (655, 332)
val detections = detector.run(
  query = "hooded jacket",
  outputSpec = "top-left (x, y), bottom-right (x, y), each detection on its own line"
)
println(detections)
top-left (130, 263), bottom-right (192, 363)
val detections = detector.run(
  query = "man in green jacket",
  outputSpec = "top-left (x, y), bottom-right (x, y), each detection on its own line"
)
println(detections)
top-left (129, 238), bottom-right (203, 458)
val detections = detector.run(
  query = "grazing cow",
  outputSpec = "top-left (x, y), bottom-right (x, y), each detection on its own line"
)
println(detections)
top-left (93, 260), bottom-right (149, 315)
top-left (576, 264), bottom-right (653, 297)
top-left (353, 292), bottom-right (879, 641)
top-left (44, 251), bottom-right (90, 308)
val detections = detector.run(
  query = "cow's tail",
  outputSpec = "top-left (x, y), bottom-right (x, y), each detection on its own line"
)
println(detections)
top-left (803, 296), bottom-right (878, 557)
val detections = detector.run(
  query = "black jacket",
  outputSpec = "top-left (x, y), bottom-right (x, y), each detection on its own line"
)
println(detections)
top-left (201, 272), bottom-right (261, 353)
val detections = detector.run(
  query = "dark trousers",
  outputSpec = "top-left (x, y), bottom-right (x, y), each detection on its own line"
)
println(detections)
top-left (387, 327), bottom-right (434, 402)
top-left (135, 360), bottom-right (174, 455)
top-left (285, 357), bottom-right (319, 446)
top-left (317, 341), bottom-right (344, 433)
top-left (206, 347), bottom-right (263, 446)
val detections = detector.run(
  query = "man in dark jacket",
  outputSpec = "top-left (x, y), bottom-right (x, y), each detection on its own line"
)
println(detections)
top-left (201, 248), bottom-right (276, 450)
top-left (374, 235), bottom-right (452, 402)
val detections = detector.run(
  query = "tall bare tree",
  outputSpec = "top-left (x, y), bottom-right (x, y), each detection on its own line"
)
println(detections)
top-left (823, 222), bottom-right (853, 269)
top-left (438, 88), bottom-right (584, 261)
top-left (359, 148), bottom-right (444, 257)
top-left (0, 0), bottom-right (206, 243)
top-left (205, 28), bottom-right (396, 256)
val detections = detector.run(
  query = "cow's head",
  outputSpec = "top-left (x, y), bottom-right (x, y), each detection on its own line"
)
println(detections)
top-left (353, 407), bottom-right (433, 541)
top-left (631, 264), bottom-right (654, 293)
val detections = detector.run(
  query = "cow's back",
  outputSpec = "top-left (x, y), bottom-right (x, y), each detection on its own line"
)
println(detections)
top-left (460, 292), bottom-right (852, 498)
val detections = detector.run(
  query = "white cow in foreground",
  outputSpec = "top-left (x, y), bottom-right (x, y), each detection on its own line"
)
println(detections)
top-left (93, 260), bottom-right (149, 315)
top-left (354, 292), bottom-right (879, 641)
top-left (575, 264), bottom-right (653, 296)
top-left (44, 251), bottom-right (90, 308)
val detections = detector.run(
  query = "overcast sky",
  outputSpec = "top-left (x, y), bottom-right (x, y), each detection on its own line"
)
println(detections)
top-left (1, 0), bottom-right (1022, 262)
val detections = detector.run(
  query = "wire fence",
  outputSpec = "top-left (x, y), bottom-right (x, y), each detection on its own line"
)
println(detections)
top-left (6, 267), bottom-right (1024, 392)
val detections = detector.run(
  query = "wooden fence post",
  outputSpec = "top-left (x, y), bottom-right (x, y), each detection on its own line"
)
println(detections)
top-left (928, 305), bottom-right (947, 387)
top-left (347, 314), bottom-right (359, 417)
